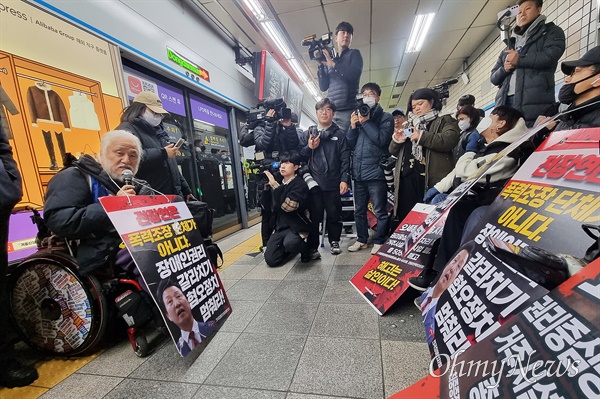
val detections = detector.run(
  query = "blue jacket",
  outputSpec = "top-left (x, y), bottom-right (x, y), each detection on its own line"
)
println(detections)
top-left (346, 104), bottom-right (394, 182)
top-left (318, 48), bottom-right (363, 111)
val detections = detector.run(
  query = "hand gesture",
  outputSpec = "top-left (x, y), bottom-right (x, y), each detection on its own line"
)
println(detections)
top-left (165, 143), bottom-right (178, 158)
top-left (350, 112), bottom-right (360, 129)
top-left (117, 185), bottom-right (136, 196)
top-left (409, 129), bottom-right (421, 142)
top-left (393, 128), bottom-right (407, 143)
top-left (308, 134), bottom-right (321, 149)
top-left (357, 112), bottom-right (370, 125)
top-left (340, 181), bottom-right (349, 195)
top-left (266, 109), bottom-right (276, 118)
top-left (322, 49), bottom-right (335, 68)
top-left (264, 170), bottom-right (277, 187)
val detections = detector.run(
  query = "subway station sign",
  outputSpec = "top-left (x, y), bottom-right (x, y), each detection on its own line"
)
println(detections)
top-left (167, 47), bottom-right (210, 82)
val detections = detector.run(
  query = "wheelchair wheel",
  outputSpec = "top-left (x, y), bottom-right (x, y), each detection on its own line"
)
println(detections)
top-left (8, 252), bottom-right (108, 356)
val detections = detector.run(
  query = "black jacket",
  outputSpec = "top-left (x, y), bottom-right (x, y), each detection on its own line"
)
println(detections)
top-left (555, 96), bottom-right (600, 131)
top-left (0, 121), bottom-right (22, 210)
top-left (346, 104), bottom-right (394, 181)
top-left (272, 176), bottom-right (310, 234)
top-left (490, 18), bottom-right (565, 127)
top-left (116, 117), bottom-right (192, 197)
top-left (299, 123), bottom-right (350, 191)
top-left (253, 120), bottom-right (300, 158)
top-left (317, 48), bottom-right (363, 111)
top-left (43, 155), bottom-right (151, 274)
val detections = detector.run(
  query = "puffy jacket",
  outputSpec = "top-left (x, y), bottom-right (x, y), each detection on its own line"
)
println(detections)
top-left (491, 18), bottom-right (565, 127)
top-left (346, 104), bottom-right (393, 181)
top-left (434, 118), bottom-right (528, 194)
top-left (298, 123), bottom-right (350, 191)
top-left (116, 117), bottom-right (192, 197)
top-left (253, 120), bottom-right (300, 157)
top-left (554, 96), bottom-right (600, 131)
top-left (0, 121), bottom-right (22, 210)
top-left (318, 48), bottom-right (363, 111)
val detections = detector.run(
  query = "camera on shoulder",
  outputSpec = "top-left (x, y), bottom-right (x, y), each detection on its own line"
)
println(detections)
top-left (301, 33), bottom-right (334, 63)
top-left (247, 98), bottom-right (292, 123)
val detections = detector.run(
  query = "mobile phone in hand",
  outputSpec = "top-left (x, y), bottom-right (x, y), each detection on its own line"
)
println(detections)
top-left (174, 138), bottom-right (185, 149)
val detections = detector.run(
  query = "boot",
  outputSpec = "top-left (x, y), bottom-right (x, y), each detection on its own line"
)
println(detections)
top-left (42, 130), bottom-right (58, 170)
top-left (55, 132), bottom-right (66, 167)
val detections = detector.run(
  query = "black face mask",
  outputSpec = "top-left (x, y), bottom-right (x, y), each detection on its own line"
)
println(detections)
top-left (558, 73), bottom-right (599, 104)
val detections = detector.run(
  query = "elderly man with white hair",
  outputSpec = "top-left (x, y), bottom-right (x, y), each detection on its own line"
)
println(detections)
top-left (43, 130), bottom-right (152, 275)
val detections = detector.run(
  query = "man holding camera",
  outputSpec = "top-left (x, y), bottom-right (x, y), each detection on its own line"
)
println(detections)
top-left (317, 21), bottom-right (363, 133)
top-left (346, 83), bottom-right (394, 254)
top-left (252, 102), bottom-right (300, 248)
top-left (299, 98), bottom-right (350, 257)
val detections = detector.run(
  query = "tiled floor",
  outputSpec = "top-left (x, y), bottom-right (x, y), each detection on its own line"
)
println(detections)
top-left (2, 225), bottom-right (432, 399)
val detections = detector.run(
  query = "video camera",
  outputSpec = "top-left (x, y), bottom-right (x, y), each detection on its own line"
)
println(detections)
top-left (247, 98), bottom-right (292, 123)
top-left (431, 78), bottom-right (458, 101)
top-left (497, 5), bottom-right (518, 50)
top-left (355, 94), bottom-right (371, 117)
top-left (248, 151), bottom-right (281, 174)
top-left (301, 33), bottom-right (334, 63)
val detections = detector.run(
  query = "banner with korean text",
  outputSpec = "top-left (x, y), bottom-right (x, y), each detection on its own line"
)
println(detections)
top-left (100, 195), bottom-right (231, 357)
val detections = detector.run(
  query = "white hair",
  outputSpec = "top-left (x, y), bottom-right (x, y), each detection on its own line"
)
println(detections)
top-left (99, 130), bottom-right (143, 175)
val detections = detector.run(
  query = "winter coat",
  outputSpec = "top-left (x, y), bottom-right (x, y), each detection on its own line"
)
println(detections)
top-left (26, 82), bottom-right (71, 129)
top-left (346, 104), bottom-right (394, 182)
top-left (454, 128), bottom-right (483, 162)
top-left (554, 96), bottom-right (600, 131)
top-left (389, 114), bottom-right (459, 213)
top-left (490, 18), bottom-right (565, 127)
top-left (298, 123), bottom-right (350, 191)
top-left (272, 176), bottom-right (310, 234)
top-left (434, 118), bottom-right (528, 195)
top-left (317, 48), bottom-right (363, 111)
top-left (253, 120), bottom-right (300, 158)
top-left (117, 117), bottom-right (191, 197)
top-left (0, 121), bottom-right (22, 210)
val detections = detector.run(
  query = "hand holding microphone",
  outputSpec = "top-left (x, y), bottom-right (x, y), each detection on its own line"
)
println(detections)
top-left (118, 169), bottom-right (136, 197)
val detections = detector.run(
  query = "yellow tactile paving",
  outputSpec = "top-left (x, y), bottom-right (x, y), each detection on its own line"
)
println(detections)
top-left (0, 232), bottom-right (262, 398)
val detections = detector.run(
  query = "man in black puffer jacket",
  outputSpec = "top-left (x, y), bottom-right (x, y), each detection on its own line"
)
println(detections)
top-left (317, 21), bottom-right (363, 133)
top-left (490, 0), bottom-right (565, 127)
top-left (346, 83), bottom-right (394, 254)
top-left (299, 98), bottom-right (350, 258)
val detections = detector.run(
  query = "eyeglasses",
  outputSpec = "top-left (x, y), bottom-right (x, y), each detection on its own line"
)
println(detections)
top-left (317, 107), bottom-right (333, 113)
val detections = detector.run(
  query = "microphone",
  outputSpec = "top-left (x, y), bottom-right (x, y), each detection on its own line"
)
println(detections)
top-left (122, 169), bottom-right (134, 186)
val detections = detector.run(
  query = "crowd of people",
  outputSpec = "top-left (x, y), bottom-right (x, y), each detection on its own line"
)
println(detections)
top-left (1, 0), bottom-right (600, 388)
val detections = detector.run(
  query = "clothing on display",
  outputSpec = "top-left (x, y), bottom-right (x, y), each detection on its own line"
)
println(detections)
top-left (41, 130), bottom-right (66, 170)
top-left (0, 85), bottom-right (20, 140)
top-left (68, 91), bottom-right (100, 130)
top-left (26, 82), bottom-right (71, 130)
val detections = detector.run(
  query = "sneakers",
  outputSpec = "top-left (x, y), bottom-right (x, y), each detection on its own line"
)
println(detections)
top-left (414, 296), bottom-right (422, 311)
top-left (310, 249), bottom-right (322, 260)
top-left (348, 241), bottom-right (367, 252)
top-left (0, 360), bottom-right (38, 388)
top-left (330, 241), bottom-right (341, 255)
top-left (407, 269), bottom-right (438, 292)
top-left (371, 244), bottom-right (382, 255)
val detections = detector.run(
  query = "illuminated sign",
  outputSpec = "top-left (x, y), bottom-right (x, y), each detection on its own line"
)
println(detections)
top-left (167, 47), bottom-right (210, 82)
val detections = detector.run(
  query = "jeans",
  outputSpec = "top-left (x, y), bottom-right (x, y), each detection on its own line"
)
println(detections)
top-left (353, 180), bottom-right (389, 245)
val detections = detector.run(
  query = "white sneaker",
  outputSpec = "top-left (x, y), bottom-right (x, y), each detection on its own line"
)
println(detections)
top-left (371, 244), bottom-right (382, 255)
top-left (348, 241), bottom-right (367, 252)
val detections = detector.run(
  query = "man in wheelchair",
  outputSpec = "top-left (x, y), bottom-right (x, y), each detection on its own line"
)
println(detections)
top-left (43, 130), bottom-right (152, 277)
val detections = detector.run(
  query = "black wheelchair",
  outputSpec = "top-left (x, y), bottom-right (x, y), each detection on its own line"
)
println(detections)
top-left (7, 208), bottom-right (163, 357)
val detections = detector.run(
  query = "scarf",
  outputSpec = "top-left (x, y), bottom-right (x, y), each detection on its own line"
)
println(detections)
top-left (406, 109), bottom-right (439, 162)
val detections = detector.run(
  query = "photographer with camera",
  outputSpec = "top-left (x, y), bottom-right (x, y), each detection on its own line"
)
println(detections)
top-left (316, 22), bottom-right (363, 133)
top-left (250, 100), bottom-right (300, 249)
top-left (346, 83), bottom-right (394, 254)
top-left (298, 98), bottom-right (350, 258)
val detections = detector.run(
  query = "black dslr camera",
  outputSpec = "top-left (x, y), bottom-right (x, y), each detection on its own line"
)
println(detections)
top-left (247, 98), bottom-right (292, 123)
top-left (355, 94), bottom-right (371, 117)
top-left (301, 33), bottom-right (333, 62)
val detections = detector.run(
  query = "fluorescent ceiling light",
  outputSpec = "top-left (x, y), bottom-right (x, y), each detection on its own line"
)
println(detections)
top-left (243, 0), bottom-right (266, 21)
top-left (406, 13), bottom-right (435, 53)
top-left (305, 81), bottom-right (319, 98)
top-left (262, 20), bottom-right (292, 59)
top-left (288, 58), bottom-right (309, 82)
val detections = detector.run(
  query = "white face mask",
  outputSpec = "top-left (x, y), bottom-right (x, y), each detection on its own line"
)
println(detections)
top-left (458, 119), bottom-right (471, 132)
top-left (363, 96), bottom-right (377, 109)
top-left (142, 109), bottom-right (164, 127)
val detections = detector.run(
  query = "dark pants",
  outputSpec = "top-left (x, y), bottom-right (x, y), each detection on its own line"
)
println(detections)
top-left (264, 228), bottom-right (307, 267)
top-left (308, 189), bottom-right (342, 251)
top-left (0, 207), bottom-right (16, 367)
top-left (432, 198), bottom-right (481, 273)
top-left (354, 180), bottom-right (389, 245)
top-left (259, 188), bottom-right (274, 247)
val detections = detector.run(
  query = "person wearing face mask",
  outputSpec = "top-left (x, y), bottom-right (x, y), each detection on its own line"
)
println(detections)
top-left (490, 0), bottom-right (565, 127)
top-left (116, 91), bottom-right (193, 200)
top-left (388, 88), bottom-right (460, 228)
top-left (453, 105), bottom-right (484, 163)
top-left (346, 83), bottom-right (394, 254)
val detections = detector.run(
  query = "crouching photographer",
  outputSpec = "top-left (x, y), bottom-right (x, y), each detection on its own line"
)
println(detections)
top-left (245, 99), bottom-right (300, 249)
top-left (299, 98), bottom-right (350, 258)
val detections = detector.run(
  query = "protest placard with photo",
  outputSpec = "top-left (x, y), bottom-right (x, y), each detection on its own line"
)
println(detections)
top-left (100, 195), bottom-right (231, 357)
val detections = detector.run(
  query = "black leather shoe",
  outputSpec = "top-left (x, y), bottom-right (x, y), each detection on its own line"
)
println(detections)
top-left (0, 360), bottom-right (39, 388)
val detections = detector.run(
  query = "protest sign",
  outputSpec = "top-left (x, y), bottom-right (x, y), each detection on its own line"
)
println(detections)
top-left (100, 195), bottom-right (231, 357)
